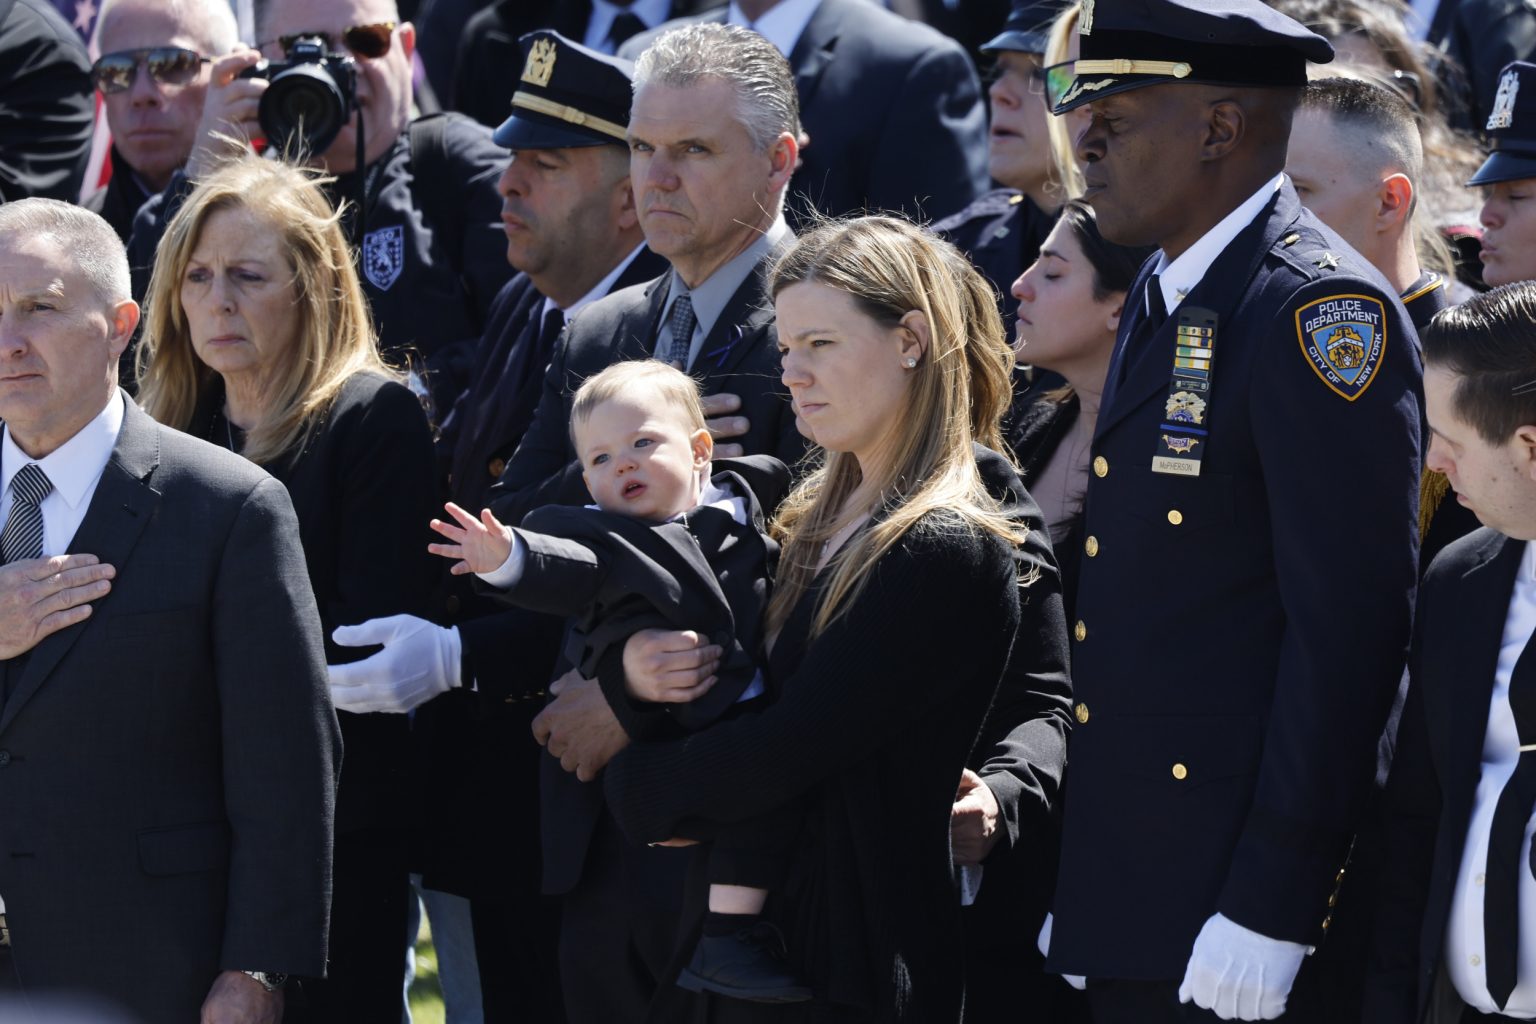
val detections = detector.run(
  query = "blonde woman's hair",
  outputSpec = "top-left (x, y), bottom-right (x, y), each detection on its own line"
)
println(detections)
top-left (136, 156), bottom-right (400, 465)
top-left (765, 215), bottom-right (1024, 638)
top-left (1043, 3), bottom-right (1086, 202)
top-left (569, 359), bottom-right (707, 449)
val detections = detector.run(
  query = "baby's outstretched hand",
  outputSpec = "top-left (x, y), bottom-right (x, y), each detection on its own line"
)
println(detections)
top-left (429, 503), bottom-right (513, 576)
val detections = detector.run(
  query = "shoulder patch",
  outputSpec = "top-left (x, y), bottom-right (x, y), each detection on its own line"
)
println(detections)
top-left (1295, 294), bottom-right (1387, 401)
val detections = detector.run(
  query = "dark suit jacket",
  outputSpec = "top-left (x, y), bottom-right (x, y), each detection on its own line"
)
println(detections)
top-left (1364, 528), bottom-right (1523, 1024)
top-left (199, 373), bottom-right (441, 838)
top-left (1048, 184), bottom-right (1423, 978)
top-left (621, 0), bottom-right (990, 224)
top-left (449, 0), bottom-right (713, 127)
top-left (605, 510), bottom-right (1023, 1022)
top-left (0, 0), bottom-right (94, 203)
top-left (0, 396), bottom-right (340, 1020)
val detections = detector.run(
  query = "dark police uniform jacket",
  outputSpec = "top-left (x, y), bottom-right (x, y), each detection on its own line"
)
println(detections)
top-left (128, 114), bottom-right (511, 408)
top-left (934, 188), bottom-right (1057, 327)
top-left (1046, 182), bottom-right (1423, 980)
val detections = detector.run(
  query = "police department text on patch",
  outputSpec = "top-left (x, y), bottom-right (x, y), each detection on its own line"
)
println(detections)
top-left (1294, 294), bottom-right (1386, 402)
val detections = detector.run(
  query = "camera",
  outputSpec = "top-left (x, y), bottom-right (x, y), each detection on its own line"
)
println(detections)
top-left (238, 37), bottom-right (356, 158)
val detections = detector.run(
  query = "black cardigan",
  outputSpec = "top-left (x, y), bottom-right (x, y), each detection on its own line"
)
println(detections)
top-left (605, 514), bottom-right (1022, 1022)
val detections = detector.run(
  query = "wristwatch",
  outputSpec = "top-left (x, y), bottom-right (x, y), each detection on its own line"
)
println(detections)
top-left (240, 970), bottom-right (289, 992)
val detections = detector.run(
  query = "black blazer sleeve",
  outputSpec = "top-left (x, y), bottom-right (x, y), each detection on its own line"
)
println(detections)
top-left (0, 0), bottom-right (93, 203)
top-left (603, 522), bottom-right (1021, 842)
top-left (969, 447), bottom-right (1073, 857)
top-left (215, 475), bottom-right (341, 975)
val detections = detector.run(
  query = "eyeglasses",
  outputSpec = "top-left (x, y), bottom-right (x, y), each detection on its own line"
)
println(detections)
top-left (1042, 61), bottom-right (1080, 112)
top-left (91, 47), bottom-right (209, 94)
top-left (261, 22), bottom-right (396, 60)
top-left (984, 58), bottom-right (1052, 97)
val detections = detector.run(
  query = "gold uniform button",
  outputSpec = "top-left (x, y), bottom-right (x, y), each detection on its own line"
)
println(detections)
top-left (488, 456), bottom-right (507, 479)
top-left (1171, 763), bottom-right (1188, 780)
top-left (1074, 621), bottom-right (1087, 642)
top-left (1085, 536), bottom-right (1100, 557)
top-left (1167, 509), bottom-right (1184, 525)
top-left (1093, 456), bottom-right (1109, 478)
top-left (1074, 703), bottom-right (1090, 724)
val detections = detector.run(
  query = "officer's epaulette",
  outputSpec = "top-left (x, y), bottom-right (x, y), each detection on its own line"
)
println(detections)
top-left (931, 188), bottom-right (1026, 232)
top-left (1268, 222), bottom-right (1344, 282)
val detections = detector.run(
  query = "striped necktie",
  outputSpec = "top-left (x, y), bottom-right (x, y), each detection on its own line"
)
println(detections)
top-left (1, 463), bottom-right (51, 564)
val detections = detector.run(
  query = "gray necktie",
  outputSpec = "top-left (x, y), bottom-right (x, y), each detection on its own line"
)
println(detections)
top-left (1, 464), bottom-right (52, 563)
top-left (667, 292), bottom-right (697, 368)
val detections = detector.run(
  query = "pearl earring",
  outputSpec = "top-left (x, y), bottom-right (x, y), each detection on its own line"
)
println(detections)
top-left (903, 357), bottom-right (917, 369)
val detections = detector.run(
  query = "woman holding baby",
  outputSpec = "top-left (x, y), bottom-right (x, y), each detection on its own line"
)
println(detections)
top-left (598, 216), bottom-right (1057, 1023)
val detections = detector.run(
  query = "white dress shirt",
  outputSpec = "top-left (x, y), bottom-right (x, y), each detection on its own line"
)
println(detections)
top-left (0, 392), bottom-right (125, 557)
top-left (1445, 540), bottom-right (1536, 1018)
top-left (1148, 173), bottom-right (1285, 318)
top-left (726, 0), bottom-right (820, 56)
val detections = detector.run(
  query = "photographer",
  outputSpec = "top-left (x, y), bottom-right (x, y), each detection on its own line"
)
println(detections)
top-left (126, 0), bottom-right (511, 412)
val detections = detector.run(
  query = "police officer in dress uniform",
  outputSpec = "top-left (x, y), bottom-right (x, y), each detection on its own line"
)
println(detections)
top-left (1471, 62), bottom-right (1536, 291)
top-left (324, 32), bottom-right (667, 1023)
top-left (1039, 2), bottom-right (1424, 1021)
top-left (933, 0), bottom-right (1063, 328)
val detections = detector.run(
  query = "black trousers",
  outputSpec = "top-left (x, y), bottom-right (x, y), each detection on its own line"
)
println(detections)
top-left (558, 812), bottom-right (690, 1024)
top-left (472, 891), bottom-right (566, 1024)
top-left (292, 826), bottom-right (411, 1023)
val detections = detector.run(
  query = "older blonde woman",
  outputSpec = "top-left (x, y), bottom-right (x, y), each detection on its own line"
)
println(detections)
top-left (604, 217), bottom-right (1058, 1022)
top-left (137, 155), bottom-right (439, 1019)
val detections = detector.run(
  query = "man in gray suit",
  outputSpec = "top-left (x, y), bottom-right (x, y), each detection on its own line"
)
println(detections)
top-left (0, 198), bottom-right (339, 1023)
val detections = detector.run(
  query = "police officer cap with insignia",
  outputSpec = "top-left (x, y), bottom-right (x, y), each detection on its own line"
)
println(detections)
top-left (1045, 0), bottom-right (1333, 115)
top-left (982, 0), bottom-right (1061, 56)
top-left (494, 30), bottom-right (635, 151)
top-left (1470, 62), bottom-right (1536, 287)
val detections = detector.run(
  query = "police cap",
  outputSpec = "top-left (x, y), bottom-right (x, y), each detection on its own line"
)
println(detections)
top-left (1469, 62), bottom-right (1536, 186)
top-left (1047, 0), bottom-right (1334, 114)
top-left (494, 31), bottom-right (634, 150)
top-left (982, 0), bottom-right (1063, 56)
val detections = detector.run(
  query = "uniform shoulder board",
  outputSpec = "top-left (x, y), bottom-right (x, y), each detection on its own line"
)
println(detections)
top-left (1294, 292), bottom-right (1387, 401)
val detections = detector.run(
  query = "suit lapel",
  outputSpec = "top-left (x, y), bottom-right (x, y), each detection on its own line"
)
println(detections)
top-left (0, 398), bottom-right (161, 736)
top-left (1438, 532), bottom-right (1525, 788)
top-left (787, 0), bottom-right (844, 108)
top-left (694, 257), bottom-right (777, 388)
top-left (616, 271), bottom-right (671, 364)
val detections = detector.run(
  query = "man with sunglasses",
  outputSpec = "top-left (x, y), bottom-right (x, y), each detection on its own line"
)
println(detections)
top-left (128, 0), bottom-right (512, 416)
top-left (86, 0), bottom-right (238, 242)
top-left (935, 0), bottom-right (1064, 328)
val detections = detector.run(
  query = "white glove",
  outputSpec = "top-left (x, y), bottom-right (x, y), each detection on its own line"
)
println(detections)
top-left (328, 615), bottom-right (463, 713)
top-left (1037, 913), bottom-right (1087, 991)
top-left (1178, 912), bottom-right (1307, 1020)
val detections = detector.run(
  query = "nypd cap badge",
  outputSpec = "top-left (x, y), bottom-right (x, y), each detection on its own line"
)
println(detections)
top-left (1295, 294), bottom-right (1387, 401)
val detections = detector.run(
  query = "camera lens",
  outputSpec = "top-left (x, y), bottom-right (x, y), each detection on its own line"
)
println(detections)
top-left (260, 63), bottom-right (350, 157)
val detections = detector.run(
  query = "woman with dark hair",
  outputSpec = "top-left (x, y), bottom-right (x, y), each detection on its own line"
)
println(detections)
top-left (1004, 200), bottom-right (1154, 597)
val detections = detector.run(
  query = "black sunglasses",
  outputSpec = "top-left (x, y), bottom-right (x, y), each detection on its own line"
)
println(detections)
top-left (91, 47), bottom-right (209, 94)
top-left (261, 22), bottom-right (396, 60)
